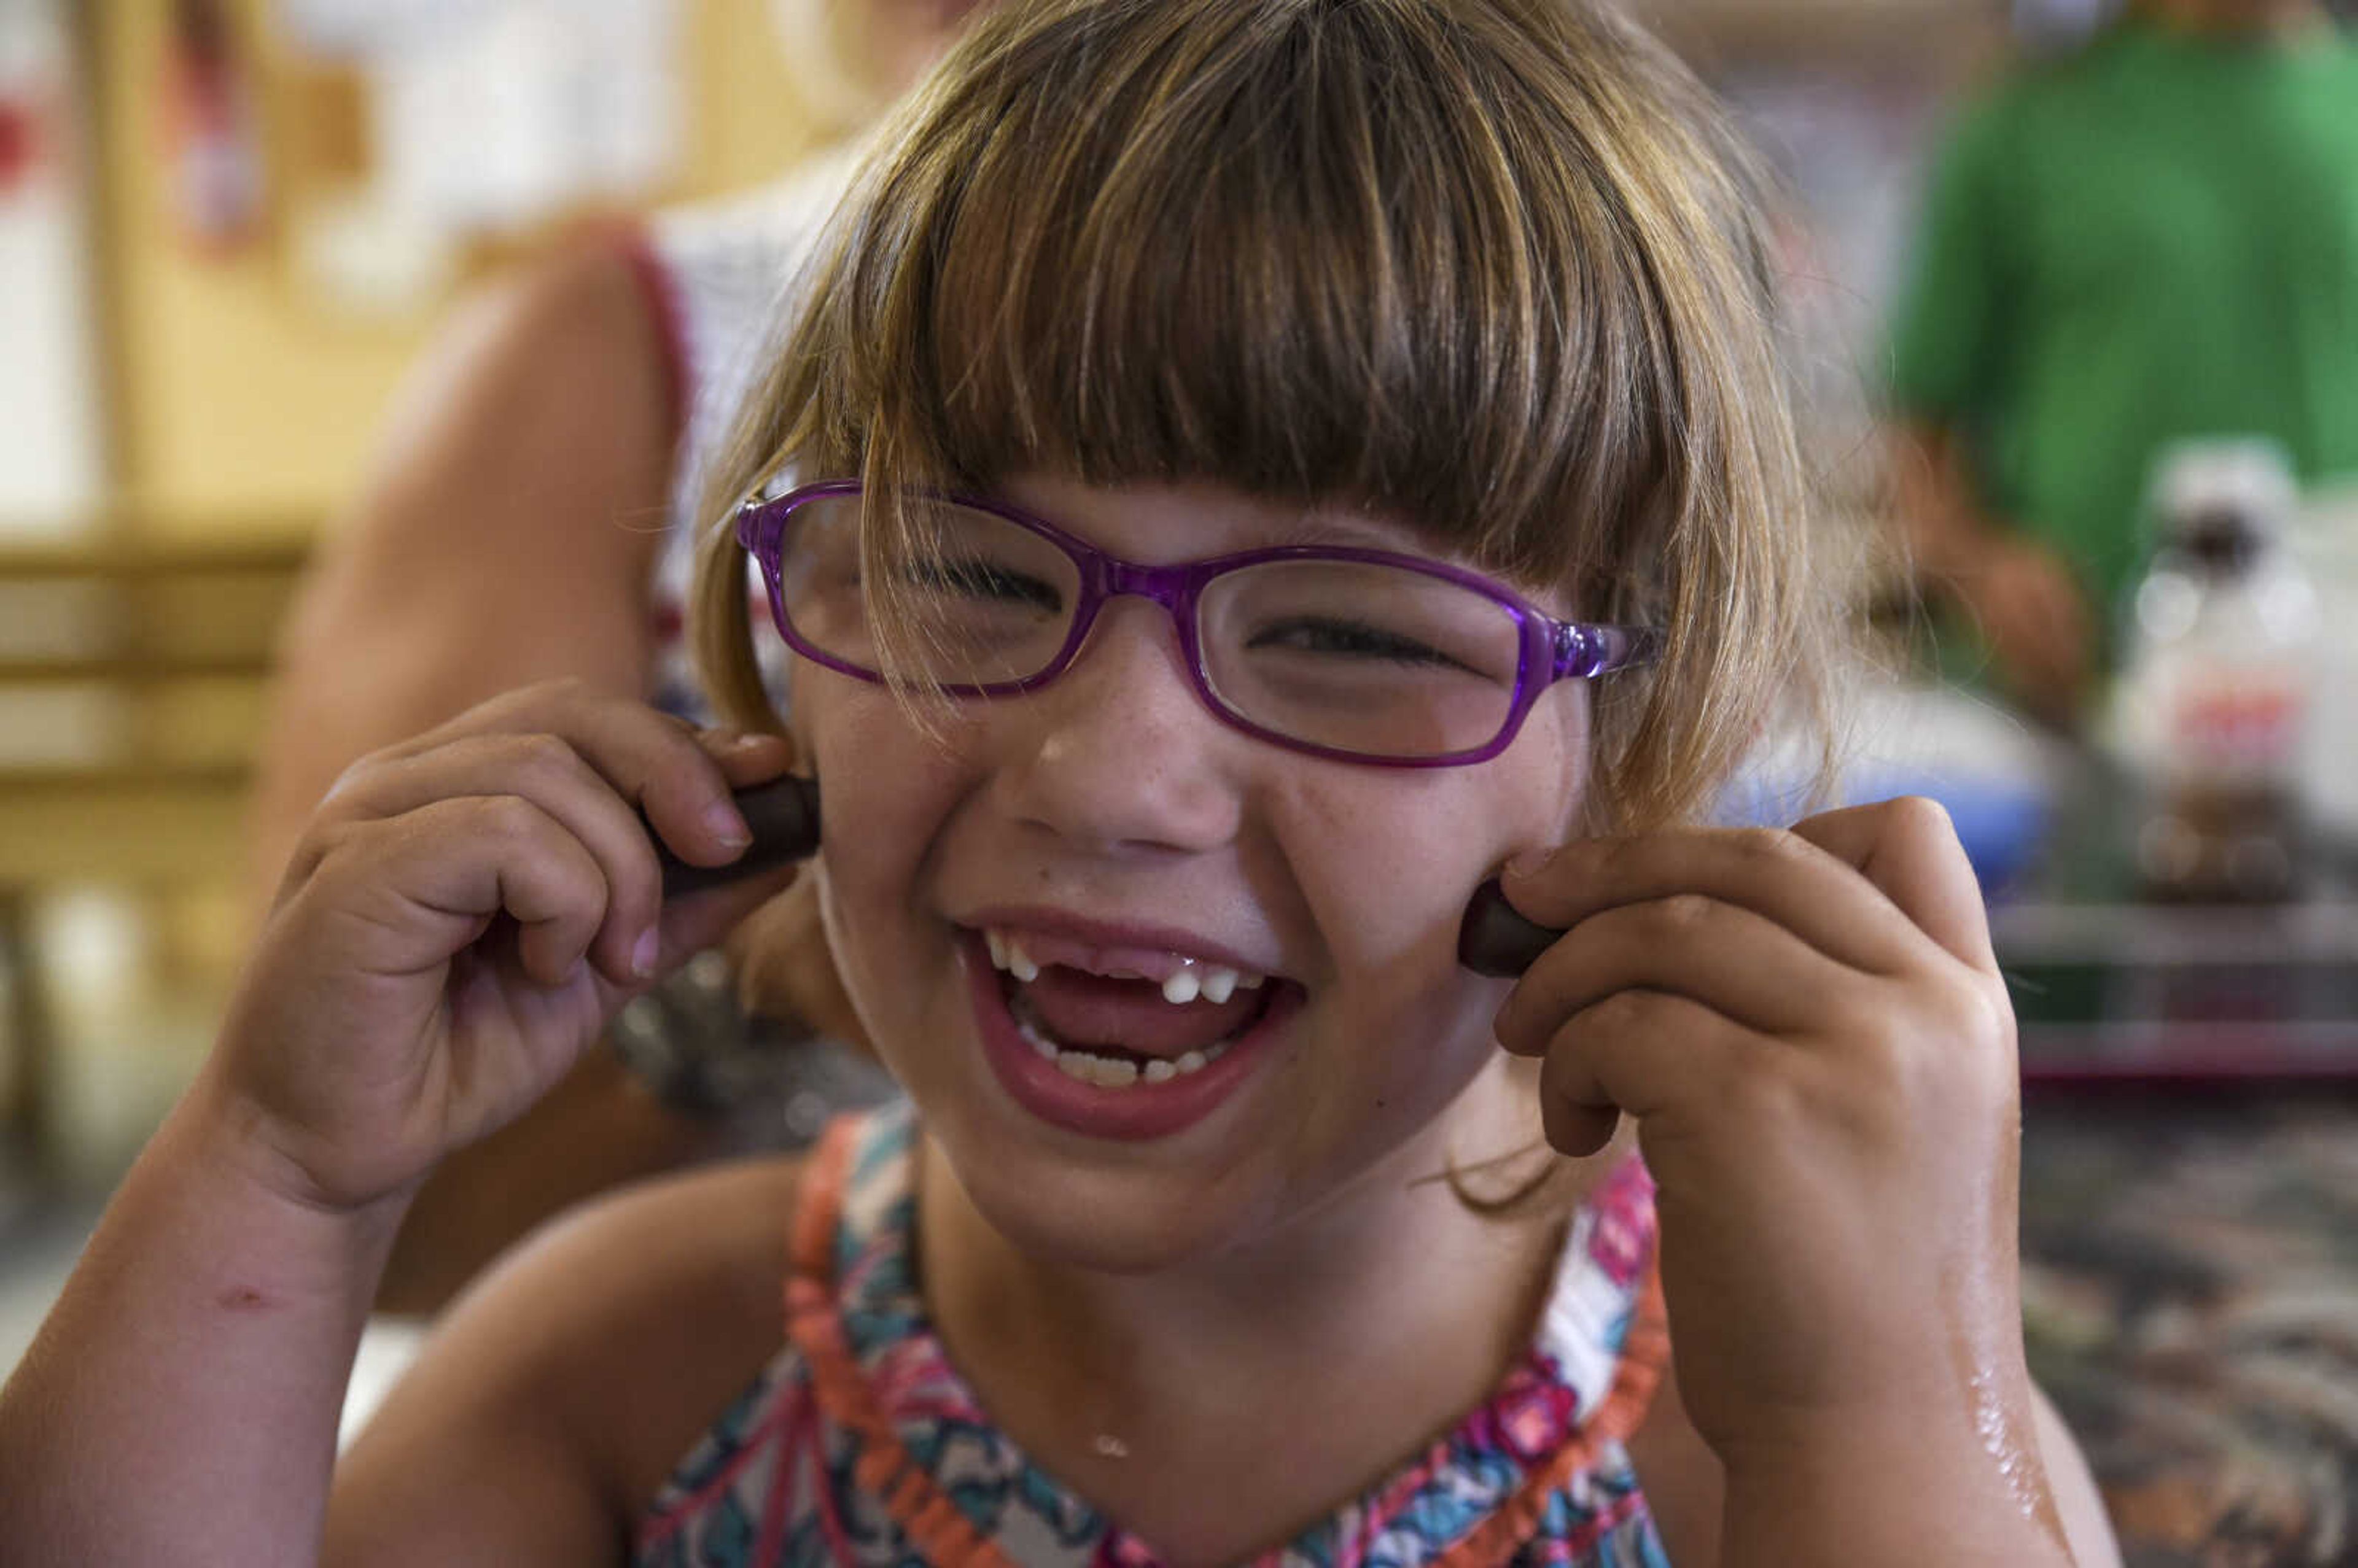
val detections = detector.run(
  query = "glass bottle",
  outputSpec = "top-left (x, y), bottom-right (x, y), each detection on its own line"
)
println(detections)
top-left (2116, 441), bottom-right (2317, 903)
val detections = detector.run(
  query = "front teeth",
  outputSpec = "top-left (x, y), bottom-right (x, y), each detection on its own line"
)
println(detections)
top-left (1010, 1000), bottom-right (1235, 1090)
top-left (985, 928), bottom-right (1263, 1003)
top-left (987, 928), bottom-right (1041, 982)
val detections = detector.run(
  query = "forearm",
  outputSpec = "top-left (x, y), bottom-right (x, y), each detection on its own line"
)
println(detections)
top-left (0, 1074), bottom-right (405, 1564)
top-left (1888, 420), bottom-right (1999, 586)
top-left (1718, 1407), bottom-right (2074, 1568)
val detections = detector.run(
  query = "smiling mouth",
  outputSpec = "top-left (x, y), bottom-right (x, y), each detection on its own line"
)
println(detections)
top-left (978, 926), bottom-right (1283, 1092)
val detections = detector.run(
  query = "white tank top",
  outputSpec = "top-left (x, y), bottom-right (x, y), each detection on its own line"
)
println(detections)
top-left (633, 144), bottom-right (863, 726)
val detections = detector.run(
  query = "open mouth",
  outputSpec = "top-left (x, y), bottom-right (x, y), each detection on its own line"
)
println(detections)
top-left (983, 926), bottom-right (1280, 1090)
top-left (959, 923), bottom-right (1302, 1141)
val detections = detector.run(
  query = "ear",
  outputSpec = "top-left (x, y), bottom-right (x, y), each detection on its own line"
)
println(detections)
top-left (725, 872), bottom-right (873, 1051)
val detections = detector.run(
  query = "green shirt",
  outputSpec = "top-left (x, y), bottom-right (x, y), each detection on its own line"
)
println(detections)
top-left (1888, 18), bottom-right (2358, 628)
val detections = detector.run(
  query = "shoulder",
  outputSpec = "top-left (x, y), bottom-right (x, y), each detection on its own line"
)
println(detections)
top-left (472, 1152), bottom-right (812, 1505)
top-left (1924, 29), bottom-right (2152, 191)
top-left (279, 237), bottom-right (680, 696)
top-left (644, 144), bottom-right (866, 281)
top-left (337, 235), bottom-right (679, 584)
top-left (326, 1155), bottom-right (809, 1563)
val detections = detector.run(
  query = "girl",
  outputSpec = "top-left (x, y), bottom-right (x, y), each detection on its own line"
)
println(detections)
top-left (0, 1), bottom-right (2118, 1562)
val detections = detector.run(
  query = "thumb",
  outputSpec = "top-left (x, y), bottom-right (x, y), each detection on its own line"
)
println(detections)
top-left (645, 863), bottom-right (807, 980)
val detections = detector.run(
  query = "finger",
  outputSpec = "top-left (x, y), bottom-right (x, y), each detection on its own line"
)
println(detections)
top-left (388, 680), bottom-right (762, 870)
top-left (1498, 825), bottom-right (1921, 978)
top-left (647, 861), bottom-right (806, 976)
top-left (305, 734), bottom-right (666, 988)
top-left (695, 728), bottom-right (797, 790)
top-left (1536, 989), bottom-right (1753, 1157)
top-left (323, 795), bottom-right (609, 990)
top-left (1783, 798), bottom-right (1996, 974)
top-left (1493, 893), bottom-right (1853, 1056)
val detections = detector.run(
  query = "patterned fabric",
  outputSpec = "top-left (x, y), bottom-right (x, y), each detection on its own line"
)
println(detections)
top-left (2017, 1091), bottom-right (2358, 1567)
top-left (630, 145), bottom-right (868, 731)
top-left (632, 1103), bottom-right (1671, 1567)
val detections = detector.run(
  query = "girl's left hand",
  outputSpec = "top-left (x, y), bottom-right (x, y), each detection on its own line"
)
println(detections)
top-left (1490, 798), bottom-right (2057, 1527)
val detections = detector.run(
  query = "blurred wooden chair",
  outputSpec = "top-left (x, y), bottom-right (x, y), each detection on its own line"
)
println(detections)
top-left (0, 533), bottom-right (306, 1173)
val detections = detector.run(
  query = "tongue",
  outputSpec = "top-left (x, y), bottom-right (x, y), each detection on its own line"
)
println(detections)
top-left (1016, 966), bottom-right (1264, 1059)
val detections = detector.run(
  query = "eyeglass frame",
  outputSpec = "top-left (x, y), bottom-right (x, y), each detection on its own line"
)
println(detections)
top-left (734, 479), bottom-right (1665, 770)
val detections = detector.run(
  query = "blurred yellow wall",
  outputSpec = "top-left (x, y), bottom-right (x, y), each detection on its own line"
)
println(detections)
top-left (96, 0), bottom-right (822, 541)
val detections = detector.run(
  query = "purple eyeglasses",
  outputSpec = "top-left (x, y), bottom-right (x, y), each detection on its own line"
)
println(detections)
top-left (735, 480), bottom-right (1663, 768)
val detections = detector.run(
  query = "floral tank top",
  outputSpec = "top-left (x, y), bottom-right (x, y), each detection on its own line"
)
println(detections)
top-left (631, 1103), bottom-right (1673, 1567)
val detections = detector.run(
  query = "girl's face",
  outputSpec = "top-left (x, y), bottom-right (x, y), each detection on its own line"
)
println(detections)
top-left (791, 475), bottom-right (1592, 1271)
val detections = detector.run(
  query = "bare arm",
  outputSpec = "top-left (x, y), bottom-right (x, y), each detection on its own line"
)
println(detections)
top-left (1630, 1345), bottom-right (2120, 1567)
top-left (249, 240), bottom-right (673, 912)
top-left (1888, 419), bottom-right (2095, 724)
top-left (1, 683), bottom-right (799, 1565)
top-left (0, 1047), bottom-right (801, 1567)
top-left (0, 1082), bottom-right (402, 1564)
top-left (247, 240), bottom-right (711, 1314)
top-left (1888, 419), bottom-right (1993, 587)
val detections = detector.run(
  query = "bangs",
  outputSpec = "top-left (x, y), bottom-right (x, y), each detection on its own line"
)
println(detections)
top-left (809, 0), bottom-right (1700, 605)
top-left (701, 0), bottom-right (1826, 838)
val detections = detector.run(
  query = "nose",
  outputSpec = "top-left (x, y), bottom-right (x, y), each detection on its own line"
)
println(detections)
top-left (990, 597), bottom-right (1243, 857)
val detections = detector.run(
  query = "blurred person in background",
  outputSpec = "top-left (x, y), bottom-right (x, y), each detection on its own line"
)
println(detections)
top-left (1884, 0), bottom-right (2358, 728)
top-left (245, 0), bottom-right (990, 1314)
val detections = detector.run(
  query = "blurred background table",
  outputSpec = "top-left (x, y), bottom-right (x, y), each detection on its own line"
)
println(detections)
top-left (1980, 750), bottom-right (2358, 1565)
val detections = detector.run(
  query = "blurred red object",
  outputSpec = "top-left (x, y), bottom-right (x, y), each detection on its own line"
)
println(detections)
top-left (161, 0), bottom-right (265, 252)
top-left (0, 99), bottom-right (42, 194)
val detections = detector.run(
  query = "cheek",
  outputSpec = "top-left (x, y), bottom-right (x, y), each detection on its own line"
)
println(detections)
top-left (791, 679), bottom-right (972, 1003)
top-left (795, 676), bottom-right (968, 858)
top-left (1523, 683), bottom-right (1595, 837)
top-left (1270, 696), bottom-right (1589, 1148)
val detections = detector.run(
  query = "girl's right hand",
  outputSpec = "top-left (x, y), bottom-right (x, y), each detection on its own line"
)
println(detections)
top-left (206, 680), bottom-right (806, 1214)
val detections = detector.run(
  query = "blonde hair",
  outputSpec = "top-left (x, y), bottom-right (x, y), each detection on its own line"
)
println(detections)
top-left (695, 1), bottom-right (1844, 1159)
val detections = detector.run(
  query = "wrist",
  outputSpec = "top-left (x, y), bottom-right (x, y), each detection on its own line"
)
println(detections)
top-left (1714, 1399), bottom-right (2071, 1568)
top-left (171, 1072), bottom-right (417, 1262)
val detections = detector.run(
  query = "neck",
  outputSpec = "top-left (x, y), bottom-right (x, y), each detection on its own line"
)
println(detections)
top-left (917, 1058), bottom-right (1587, 1562)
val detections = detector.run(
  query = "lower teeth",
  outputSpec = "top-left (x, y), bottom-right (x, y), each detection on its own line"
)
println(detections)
top-left (1010, 997), bottom-right (1240, 1090)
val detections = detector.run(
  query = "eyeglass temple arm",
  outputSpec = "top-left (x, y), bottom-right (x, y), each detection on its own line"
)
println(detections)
top-left (734, 500), bottom-right (773, 556)
top-left (1553, 623), bottom-right (1663, 681)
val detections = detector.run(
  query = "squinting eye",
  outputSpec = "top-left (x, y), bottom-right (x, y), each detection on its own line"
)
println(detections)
top-left (1246, 617), bottom-right (1471, 672)
top-left (905, 557), bottom-right (1065, 613)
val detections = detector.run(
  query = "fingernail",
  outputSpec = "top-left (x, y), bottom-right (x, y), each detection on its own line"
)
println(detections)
top-left (721, 732), bottom-right (778, 755)
top-left (702, 800), bottom-right (752, 848)
top-left (1504, 848), bottom-right (1554, 879)
top-left (631, 928), bottom-right (661, 979)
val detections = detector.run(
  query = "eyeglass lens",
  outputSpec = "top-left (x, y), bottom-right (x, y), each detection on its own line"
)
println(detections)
top-left (772, 495), bottom-right (1528, 760)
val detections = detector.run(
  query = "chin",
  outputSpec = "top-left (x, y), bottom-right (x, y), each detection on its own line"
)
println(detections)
top-left (966, 1166), bottom-right (1250, 1275)
top-left (920, 1093), bottom-right (1288, 1275)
